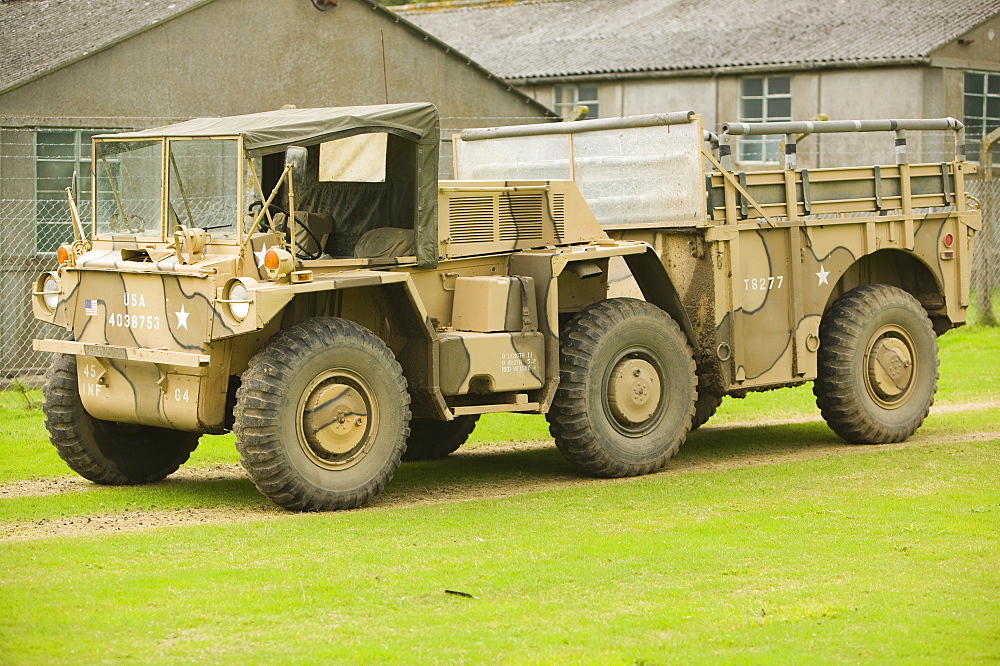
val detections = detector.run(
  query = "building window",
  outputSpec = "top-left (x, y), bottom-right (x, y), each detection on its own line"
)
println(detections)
top-left (738, 76), bottom-right (791, 164)
top-left (964, 70), bottom-right (1000, 164)
top-left (35, 129), bottom-right (108, 253)
top-left (554, 84), bottom-right (599, 120)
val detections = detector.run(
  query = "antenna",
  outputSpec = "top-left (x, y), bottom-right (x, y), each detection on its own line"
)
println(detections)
top-left (380, 29), bottom-right (390, 104)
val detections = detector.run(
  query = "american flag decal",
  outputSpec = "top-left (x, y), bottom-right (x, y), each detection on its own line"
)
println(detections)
top-left (84, 299), bottom-right (98, 316)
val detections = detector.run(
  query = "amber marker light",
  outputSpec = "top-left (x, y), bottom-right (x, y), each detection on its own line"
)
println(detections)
top-left (264, 249), bottom-right (281, 270)
top-left (56, 244), bottom-right (72, 266)
top-left (264, 248), bottom-right (294, 280)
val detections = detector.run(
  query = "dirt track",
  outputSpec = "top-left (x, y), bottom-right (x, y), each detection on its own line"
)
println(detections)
top-left (2, 401), bottom-right (998, 541)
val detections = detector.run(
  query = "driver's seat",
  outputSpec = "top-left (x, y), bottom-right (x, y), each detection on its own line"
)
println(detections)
top-left (272, 211), bottom-right (335, 260)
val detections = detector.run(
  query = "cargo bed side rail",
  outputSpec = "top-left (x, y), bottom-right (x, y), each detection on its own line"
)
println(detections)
top-left (709, 118), bottom-right (972, 225)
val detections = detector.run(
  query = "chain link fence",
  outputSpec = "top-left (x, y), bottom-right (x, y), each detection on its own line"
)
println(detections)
top-left (969, 173), bottom-right (1000, 327)
top-left (0, 199), bottom-right (66, 408)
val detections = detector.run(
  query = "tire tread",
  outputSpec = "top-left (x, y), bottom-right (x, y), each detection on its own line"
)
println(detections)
top-left (547, 298), bottom-right (696, 478)
top-left (813, 284), bottom-right (938, 444)
top-left (233, 317), bottom-right (409, 511)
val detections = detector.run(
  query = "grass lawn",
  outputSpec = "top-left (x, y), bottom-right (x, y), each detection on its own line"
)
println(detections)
top-left (0, 319), bottom-right (997, 663)
top-left (1, 433), bottom-right (998, 664)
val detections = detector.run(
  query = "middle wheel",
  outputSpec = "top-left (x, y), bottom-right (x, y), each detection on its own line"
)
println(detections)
top-left (402, 415), bottom-right (480, 462)
top-left (547, 298), bottom-right (697, 478)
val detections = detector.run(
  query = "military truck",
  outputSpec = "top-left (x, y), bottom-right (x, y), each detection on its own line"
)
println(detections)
top-left (31, 103), bottom-right (979, 511)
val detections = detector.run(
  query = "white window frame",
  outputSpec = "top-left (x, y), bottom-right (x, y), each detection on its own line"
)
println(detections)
top-left (553, 84), bottom-right (600, 120)
top-left (964, 70), bottom-right (1000, 165)
top-left (737, 75), bottom-right (792, 165)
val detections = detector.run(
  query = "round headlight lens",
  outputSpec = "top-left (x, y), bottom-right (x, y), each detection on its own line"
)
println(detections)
top-left (43, 276), bottom-right (59, 312)
top-left (227, 282), bottom-right (250, 321)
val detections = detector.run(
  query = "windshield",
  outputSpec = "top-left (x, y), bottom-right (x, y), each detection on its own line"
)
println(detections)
top-left (168, 139), bottom-right (240, 240)
top-left (94, 139), bottom-right (163, 237)
top-left (93, 138), bottom-right (241, 241)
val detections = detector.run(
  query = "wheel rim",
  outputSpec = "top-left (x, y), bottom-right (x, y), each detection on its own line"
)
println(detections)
top-left (297, 369), bottom-right (378, 470)
top-left (864, 324), bottom-right (917, 409)
top-left (603, 348), bottom-right (665, 436)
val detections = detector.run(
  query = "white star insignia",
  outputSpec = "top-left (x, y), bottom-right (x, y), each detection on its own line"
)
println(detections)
top-left (816, 265), bottom-right (830, 286)
top-left (254, 243), bottom-right (268, 268)
top-left (175, 304), bottom-right (190, 330)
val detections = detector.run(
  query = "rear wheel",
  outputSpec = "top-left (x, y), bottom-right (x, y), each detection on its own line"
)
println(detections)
top-left (813, 284), bottom-right (938, 443)
top-left (42, 354), bottom-right (199, 484)
top-left (234, 317), bottom-right (410, 511)
top-left (546, 298), bottom-right (697, 478)
top-left (402, 415), bottom-right (480, 461)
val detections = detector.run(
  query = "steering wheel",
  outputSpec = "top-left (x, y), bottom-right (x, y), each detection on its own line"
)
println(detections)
top-left (247, 200), bottom-right (289, 231)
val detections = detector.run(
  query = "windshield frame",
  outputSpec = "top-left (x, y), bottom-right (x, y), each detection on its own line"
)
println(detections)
top-left (91, 135), bottom-right (245, 243)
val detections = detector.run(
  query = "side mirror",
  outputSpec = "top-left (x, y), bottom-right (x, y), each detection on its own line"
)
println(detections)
top-left (285, 146), bottom-right (308, 178)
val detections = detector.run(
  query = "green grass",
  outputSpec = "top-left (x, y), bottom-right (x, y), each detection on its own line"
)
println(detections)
top-left (0, 315), bottom-right (997, 663)
top-left (2, 438), bottom-right (999, 663)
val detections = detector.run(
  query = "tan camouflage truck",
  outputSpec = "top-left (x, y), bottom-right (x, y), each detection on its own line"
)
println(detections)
top-left (31, 104), bottom-right (978, 511)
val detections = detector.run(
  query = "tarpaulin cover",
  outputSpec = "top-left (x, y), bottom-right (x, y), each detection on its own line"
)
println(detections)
top-left (102, 104), bottom-right (441, 266)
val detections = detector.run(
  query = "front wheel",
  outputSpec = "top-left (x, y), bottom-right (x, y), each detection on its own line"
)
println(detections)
top-left (813, 284), bottom-right (938, 443)
top-left (546, 298), bottom-right (697, 478)
top-left (42, 354), bottom-right (199, 484)
top-left (233, 317), bottom-right (410, 511)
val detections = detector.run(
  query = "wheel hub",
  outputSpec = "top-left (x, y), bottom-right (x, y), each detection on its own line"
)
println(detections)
top-left (301, 376), bottom-right (370, 462)
top-left (607, 358), bottom-right (661, 426)
top-left (866, 333), bottom-right (914, 403)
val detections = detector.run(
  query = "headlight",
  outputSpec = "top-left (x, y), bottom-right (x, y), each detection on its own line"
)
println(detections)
top-left (35, 273), bottom-right (60, 313)
top-left (43, 276), bottom-right (59, 311)
top-left (222, 278), bottom-right (255, 322)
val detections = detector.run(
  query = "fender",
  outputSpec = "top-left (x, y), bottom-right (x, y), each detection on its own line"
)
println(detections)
top-left (622, 247), bottom-right (697, 346)
top-left (509, 239), bottom-right (687, 411)
top-left (218, 269), bottom-right (450, 420)
top-left (248, 270), bottom-right (414, 333)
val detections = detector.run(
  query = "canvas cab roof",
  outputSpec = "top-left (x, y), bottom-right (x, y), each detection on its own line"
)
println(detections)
top-left (100, 103), bottom-right (441, 157)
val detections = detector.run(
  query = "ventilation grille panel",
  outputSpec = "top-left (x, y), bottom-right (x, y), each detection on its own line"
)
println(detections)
top-left (552, 193), bottom-right (565, 239)
top-left (499, 193), bottom-right (545, 242)
top-left (448, 196), bottom-right (495, 244)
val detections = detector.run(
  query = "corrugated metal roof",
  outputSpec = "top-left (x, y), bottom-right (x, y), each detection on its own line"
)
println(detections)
top-left (396, 0), bottom-right (1000, 80)
top-left (0, 0), bottom-right (213, 95)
